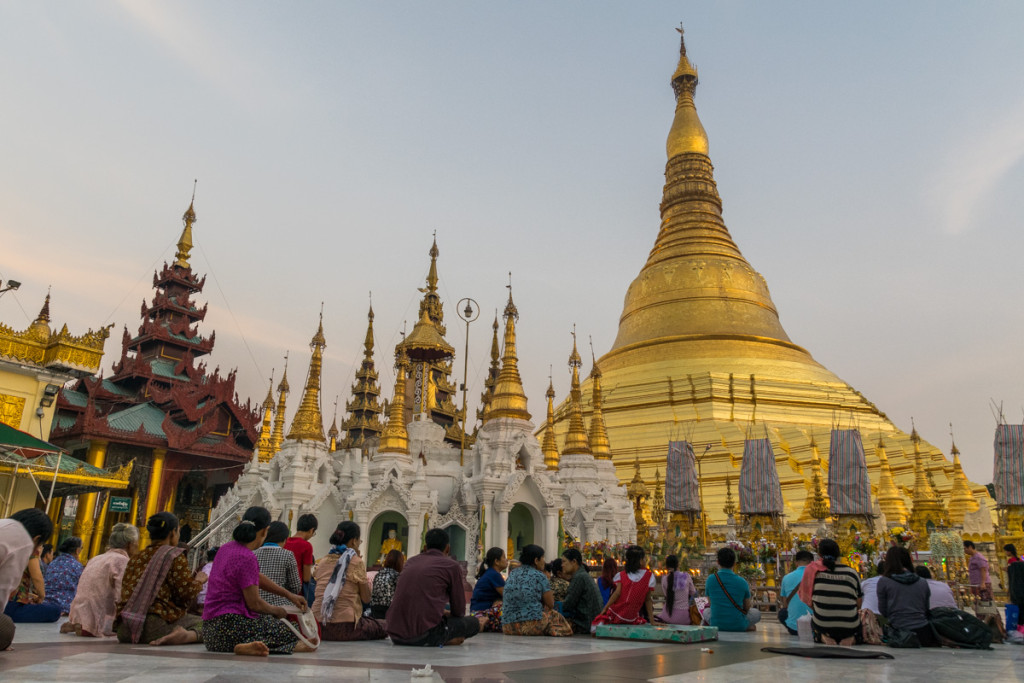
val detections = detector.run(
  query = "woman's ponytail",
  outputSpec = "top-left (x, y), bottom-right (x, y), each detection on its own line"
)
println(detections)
top-left (664, 555), bottom-right (679, 616)
top-left (232, 506), bottom-right (271, 543)
top-left (477, 547), bottom-right (504, 579)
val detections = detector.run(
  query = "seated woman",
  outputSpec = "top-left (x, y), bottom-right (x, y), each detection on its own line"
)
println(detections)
top-left (116, 513), bottom-right (206, 645)
top-left (43, 537), bottom-right (84, 615)
top-left (809, 538), bottom-right (863, 645)
top-left (878, 546), bottom-right (939, 647)
top-left (311, 520), bottom-right (386, 641)
top-left (597, 558), bottom-right (617, 606)
top-left (203, 506), bottom-right (313, 656)
top-left (501, 544), bottom-right (572, 637)
top-left (592, 545), bottom-right (655, 629)
top-left (657, 555), bottom-right (697, 625)
top-left (369, 549), bottom-right (404, 619)
top-left (5, 523), bottom-right (60, 624)
top-left (1, 508), bottom-right (55, 649)
top-left (471, 547), bottom-right (507, 632)
top-left (64, 524), bottom-right (138, 636)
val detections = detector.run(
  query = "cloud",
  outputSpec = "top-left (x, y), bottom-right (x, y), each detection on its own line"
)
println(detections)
top-left (932, 99), bottom-right (1024, 235)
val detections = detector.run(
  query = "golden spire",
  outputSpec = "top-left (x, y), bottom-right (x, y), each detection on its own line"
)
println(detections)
top-left (269, 353), bottom-right (289, 455)
top-left (287, 312), bottom-right (327, 442)
top-left (328, 396), bottom-right (339, 452)
top-left (26, 292), bottom-right (52, 341)
top-left (667, 25), bottom-right (709, 158)
top-left (607, 29), bottom-right (798, 356)
top-left (174, 181), bottom-right (197, 269)
top-left (417, 233), bottom-right (445, 330)
top-left (947, 431), bottom-right (980, 525)
top-left (799, 436), bottom-right (830, 521)
top-left (908, 423), bottom-right (948, 535)
top-left (477, 313), bottom-right (501, 423)
top-left (723, 474), bottom-right (737, 518)
top-left (587, 337), bottom-right (612, 459)
top-left (875, 434), bottom-right (909, 526)
top-left (541, 370), bottom-right (560, 470)
top-left (562, 327), bottom-right (591, 455)
top-left (378, 348), bottom-right (411, 454)
top-left (341, 301), bottom-right (384, 449)
top-left (255, 373), bottom-right (276, 462)
top-left (652, 467), bottom-right (666, 529)
top-left (484, 279), bottom-right (531, 421)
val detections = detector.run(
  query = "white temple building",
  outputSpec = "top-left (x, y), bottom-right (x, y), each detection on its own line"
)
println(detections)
top-left (211, 242), bottom-right (635, 562)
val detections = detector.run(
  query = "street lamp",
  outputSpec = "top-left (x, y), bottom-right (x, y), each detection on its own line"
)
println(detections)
top-left (696, 444), bottom-right (712, 549)
top-left (456, 297), bottom-right (479, 467)
top-left (0, 279), bottom-right (21, 297)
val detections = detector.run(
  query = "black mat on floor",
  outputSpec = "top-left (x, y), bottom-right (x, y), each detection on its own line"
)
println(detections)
top-left (761, 646), bottom-right (895, 659)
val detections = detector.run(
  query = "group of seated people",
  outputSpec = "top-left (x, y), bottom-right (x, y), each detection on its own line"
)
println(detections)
top-left (4, 505), bottom-right (980, 655)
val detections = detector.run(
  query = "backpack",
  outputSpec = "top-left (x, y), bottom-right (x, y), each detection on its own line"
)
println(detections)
top-left (928, 607), bottom-right (993, 650)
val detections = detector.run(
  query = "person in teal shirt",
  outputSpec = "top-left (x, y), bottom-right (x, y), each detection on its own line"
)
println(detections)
top-left (705, 547), bottom-right (760, 632)
top-left (779, 550), bottom-right (814, 635)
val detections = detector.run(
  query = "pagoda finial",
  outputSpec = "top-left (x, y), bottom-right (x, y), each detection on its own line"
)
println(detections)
top-left (256, 371), bottom-right (276, 462)
top-left (174, 181), bottom-right (197, 269)
top-left (542, 367), bottom-right (559, 470)
top-left (270, 353), bottom-right (289, 455)
top-left (587, 335), bottom-right (612, 459)
top-left (874, 433), bottom-right (909, 526)
top-left (340, 301), bottom-right (384, 450)
top-left (378, 348), bottom-right (411, 455)
top-left (947, 425), bottom-right (980, 524)
top-left (667, 24), bottom-right (707, 158)
top-left (478, 311), bottom-right (501, 424)
top-left (287, 314), bottom-right (327, 442)
top-left (562, 326), bottom-right (591, 456)
top-left (328, 395), bottom-right (340, 452)
top-left (484, 278), bottom-right (530, 421)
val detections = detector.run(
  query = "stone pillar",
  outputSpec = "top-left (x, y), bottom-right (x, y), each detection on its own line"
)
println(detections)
top-left (407, 513), bottom-right (423, 558)
top-left (73, 440), bottom-right (108, 549)
top-left (544, 512), bottom-right (558, 556)
top-left (496, 507), bottom-right (509, 558)
top-left (144, 448), bottom-right (167, 523)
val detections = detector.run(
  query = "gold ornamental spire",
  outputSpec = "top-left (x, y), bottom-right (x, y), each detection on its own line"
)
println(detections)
top-left (341, 302), bottom-right (385, 449)
top-left (799, 436), bottom-right (830, 521)
top-left (328, 397), bottom-right (339, 452)
top-left (378, 349), bottom-right (411, 454)
top-left (607, 28), bottom-right (799, 356)
top-left (484, 282), bottom-right (531, 421)
top-left (562, 328), bottom-right (591, 455)
top-left (667, 25), bottom-right (708, 158)
top-left (722, 474), bottom-right (737, 518)
top-left (910, 427), bottom-right (936, 500)
top-left (417, 233), bottom-right (445, 330)
top-left (287, 313), bottom-right (327, 442)
top-left (587, 338), bottom-right (612, 459)
top-left (174, 182), bottom-right (197, 269)
top-left (255, 374), bottom-right (276, 462)
top-left (269, 354), bottom-right (289, 455)
top-left (477, 314), bottom-right (502, 423)
top-left (875, 434), bottom-right (909, 526)
top-left (947, 434), bottom-right (980, 525)
top-left (908, 425), bottom-right (948, 536)
top-left (541, 371), bottom-right (560, 470)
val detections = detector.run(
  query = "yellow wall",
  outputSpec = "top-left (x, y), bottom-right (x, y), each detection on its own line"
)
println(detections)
top-left (0, 361), bottom-right (64, 439)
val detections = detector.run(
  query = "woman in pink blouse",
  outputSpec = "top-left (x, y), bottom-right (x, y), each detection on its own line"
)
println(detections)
top-left (65, 523), bottom-right (139, 637)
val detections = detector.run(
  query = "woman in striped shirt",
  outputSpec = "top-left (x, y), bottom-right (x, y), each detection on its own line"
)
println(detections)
top-left (809, 539), bottom-right (863, 645)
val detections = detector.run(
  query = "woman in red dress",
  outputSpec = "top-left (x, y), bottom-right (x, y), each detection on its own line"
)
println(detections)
top-left (591, 546), bottom-right (655, 631)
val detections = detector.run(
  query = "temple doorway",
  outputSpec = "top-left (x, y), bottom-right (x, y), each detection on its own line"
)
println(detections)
top-left (369, 511), bottom-right (408, 566)
top-left (444, 524), bottom-right (466, 561)
top-left (508, 503), bottom-right (536, 557)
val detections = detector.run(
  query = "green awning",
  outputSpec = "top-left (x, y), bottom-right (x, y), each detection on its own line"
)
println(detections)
top-left (0, 423), bottom-right (65, 458)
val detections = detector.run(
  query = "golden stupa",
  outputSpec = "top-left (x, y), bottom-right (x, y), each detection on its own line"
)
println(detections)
top-left (552, 29), bottom-right (993, 531)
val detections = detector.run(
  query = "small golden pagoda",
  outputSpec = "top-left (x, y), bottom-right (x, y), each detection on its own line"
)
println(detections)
top-left (551, 28), bottom-right (994, 522)
top-left (875, 434), bottom-right (910, 527)
top-left (286, 314), bottom-right (327, 442)
top-left (482, 288), bottom-right (531, 422)
top-left (269, 358), bottom-right (289, 456)
top-left (340, 304), bottom-right (384, 449)
top-left (946, 438), bottom-right (980, 526)
top-left (477, 315), bottom-right (501, 424)
top-left (798, 437), bottom-right (830, 523)
top-left (378, 348), bottom-right (411, 455)
top-left (540, 374), bottom-right (560, 470)
top-left (254, 376), bottom-right (276, 462)
top-left (907, 428), bottom-right (949, 537)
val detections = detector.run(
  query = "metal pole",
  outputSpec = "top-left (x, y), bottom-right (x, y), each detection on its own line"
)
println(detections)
top-left (4, 464), bottom-right (19, 517)
top-left (456, 298), bottom-right (479, 467)
top-left (697, 444), bottom-right (711, 549)
top-left (46, 452), bottom-right (61, 509)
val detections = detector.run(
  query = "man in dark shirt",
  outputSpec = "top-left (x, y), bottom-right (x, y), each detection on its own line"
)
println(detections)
top-left (386, 528), bottom-right (485, 646)
top-left (559, 548), bottom-right (602, 633)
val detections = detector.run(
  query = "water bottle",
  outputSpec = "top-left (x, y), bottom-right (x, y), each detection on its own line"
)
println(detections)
top-left (797, 614), bottom-right (813, 644)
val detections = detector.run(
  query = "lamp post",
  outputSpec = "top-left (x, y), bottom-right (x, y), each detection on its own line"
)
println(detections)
top-left (0, 279), bottom-right (21, 297)
top-left (696, 444), bottom-right (712, 549)
top-left (456, 297), bottom-right (479, 467)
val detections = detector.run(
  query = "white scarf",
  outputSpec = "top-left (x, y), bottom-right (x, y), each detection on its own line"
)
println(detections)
top-left (320, 546), bottom-right (356, 622)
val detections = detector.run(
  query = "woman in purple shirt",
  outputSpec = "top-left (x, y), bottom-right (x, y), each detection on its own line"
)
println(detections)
top-left (202, 506), bottom-right (313, 656)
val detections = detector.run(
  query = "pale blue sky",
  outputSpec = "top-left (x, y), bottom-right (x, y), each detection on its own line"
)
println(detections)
top-left (2, 2), bottom-right (1022, 483)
